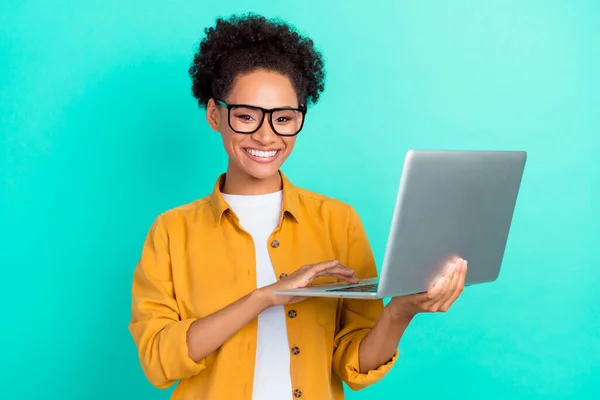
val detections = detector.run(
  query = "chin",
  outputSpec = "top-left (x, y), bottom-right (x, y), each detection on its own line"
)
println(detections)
top-left (235, 147), bottom-right (288, 181)
top-left (244, 164), bottom-right (283, 180)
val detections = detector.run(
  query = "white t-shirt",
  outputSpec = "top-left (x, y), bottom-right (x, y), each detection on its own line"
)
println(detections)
top-left (221, 190), bottom-right (291, 400)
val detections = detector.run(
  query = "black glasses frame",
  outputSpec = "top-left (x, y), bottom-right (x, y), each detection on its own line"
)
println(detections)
top-left (215, 99), bottom-right (307, 137)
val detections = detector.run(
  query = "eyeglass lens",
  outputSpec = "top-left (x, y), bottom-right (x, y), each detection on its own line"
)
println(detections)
top-left (229, 106), bottom-right (303, 135)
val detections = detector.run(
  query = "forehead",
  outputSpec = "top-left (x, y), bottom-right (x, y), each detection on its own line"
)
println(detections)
top-left (226, 69), bottom-right (299, 108)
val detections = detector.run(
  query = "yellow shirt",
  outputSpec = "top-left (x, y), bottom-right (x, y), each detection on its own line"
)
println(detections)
top-left (128, 172), bottom-right (397, 399)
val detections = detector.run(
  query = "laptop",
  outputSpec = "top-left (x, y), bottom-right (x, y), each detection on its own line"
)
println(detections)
top-left (274, 149), bottom-right (527, 299)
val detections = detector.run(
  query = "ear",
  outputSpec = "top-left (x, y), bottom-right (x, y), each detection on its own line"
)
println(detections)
top-left (205, 98), bottom-right (221, 132)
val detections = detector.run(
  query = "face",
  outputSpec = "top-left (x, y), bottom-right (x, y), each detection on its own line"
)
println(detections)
top-left (206, 69), bottom-right (302, 182)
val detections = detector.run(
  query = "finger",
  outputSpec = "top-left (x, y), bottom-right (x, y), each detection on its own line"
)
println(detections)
top-left (434, 260), bottom-right (463, 311)
top-left (324, 273), bottom-right (360, 283)
top-left (297, 263), bottom-right (354, 287)
top-left (413, 258), bottom-right (460, 305)
top-left (310, 260), bottom-right (341, 273)
top-left (441, 260), bottom-right (467, 311)
top-left (442, 259), bottom-right (462, 295)
top-left (423, 276), bottom-right (446, 302)
top-left (433, 258), bottom-right (464, 310)
top-left (421, 261), bottom-right (459, 310)
top-left (315, 265), bottom-right (355, 277)
top-left (422, 261), bottom-right (454, 302)
top-left (296, 261), bottom-right (340, 284)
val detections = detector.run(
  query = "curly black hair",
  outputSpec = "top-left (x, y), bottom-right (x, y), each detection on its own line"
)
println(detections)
top-left (188, 14), bottom-right (325, 108)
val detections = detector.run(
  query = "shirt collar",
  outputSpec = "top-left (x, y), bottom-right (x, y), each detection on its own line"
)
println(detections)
top-left (209, 171), bottom-right (301, 224)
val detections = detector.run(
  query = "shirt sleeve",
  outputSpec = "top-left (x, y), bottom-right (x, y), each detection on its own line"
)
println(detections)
top-left (128, 214), bottom-right (206, 388)
top-left (332, 205), bottom-right (399, 391)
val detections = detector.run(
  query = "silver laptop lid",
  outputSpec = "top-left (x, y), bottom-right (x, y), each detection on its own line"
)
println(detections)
top-left (378, 150), bottom-right (527, 297)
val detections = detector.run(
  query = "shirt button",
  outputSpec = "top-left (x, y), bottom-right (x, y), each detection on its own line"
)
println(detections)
top-left (294, 389), bottom-right (302, 398)
top-left (279, 273), bottom-right (288, 280)
top-left (291, 346), bottom-right (300, 355)
top-left (288, 310), bottom-right (297, 318)
top-left (270, 239), bottom-right (280, 248)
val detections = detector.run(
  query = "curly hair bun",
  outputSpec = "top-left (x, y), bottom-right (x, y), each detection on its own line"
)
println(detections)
top-left (188, 13), bottom-right (326, 108)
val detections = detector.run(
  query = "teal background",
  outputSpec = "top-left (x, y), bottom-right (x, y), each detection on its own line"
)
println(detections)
top-left (1, 1), bottom-right (598, 399)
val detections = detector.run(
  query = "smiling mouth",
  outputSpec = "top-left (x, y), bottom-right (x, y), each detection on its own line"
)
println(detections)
top-left (243, 148), bottom-right (281, 162)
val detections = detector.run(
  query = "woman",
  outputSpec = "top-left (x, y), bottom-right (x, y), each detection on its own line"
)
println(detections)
top-left (129, 14), bottom-right (467, 400)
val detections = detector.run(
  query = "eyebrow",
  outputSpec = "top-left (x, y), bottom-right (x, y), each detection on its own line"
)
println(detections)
top-left (221, 101), bottom-right (303, 111)
top-left (229, 102), bottom-right (298, 108)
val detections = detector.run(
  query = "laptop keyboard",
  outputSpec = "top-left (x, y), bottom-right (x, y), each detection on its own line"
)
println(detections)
top-left (326, 284), bottom-right (378, 293)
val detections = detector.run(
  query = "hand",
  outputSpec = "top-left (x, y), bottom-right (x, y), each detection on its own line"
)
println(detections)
top-left (386, 258), bottom-right (468, 319)
top-left (258, 260), bottom-right (359, 307)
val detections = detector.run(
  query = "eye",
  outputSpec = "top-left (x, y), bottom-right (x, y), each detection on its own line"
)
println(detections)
top-left (236, 114), bottom-right (255, 122)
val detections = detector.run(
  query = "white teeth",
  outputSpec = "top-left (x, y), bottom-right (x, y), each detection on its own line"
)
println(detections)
top-left (245, 149), bottom-right (278, 158)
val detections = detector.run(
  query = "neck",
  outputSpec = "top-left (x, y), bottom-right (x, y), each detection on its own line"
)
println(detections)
top-left (221, 163), bottom-right (283, 195)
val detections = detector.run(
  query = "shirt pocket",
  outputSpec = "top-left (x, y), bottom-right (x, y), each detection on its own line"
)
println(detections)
top-left (312, 297), bottom-right (340, 333)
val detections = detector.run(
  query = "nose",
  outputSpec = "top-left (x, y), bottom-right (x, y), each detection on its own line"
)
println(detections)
top-left (251, 115), bottom-right (278, 145)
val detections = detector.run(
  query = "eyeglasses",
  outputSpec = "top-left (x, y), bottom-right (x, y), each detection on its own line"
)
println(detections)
top-left (215, 99), bottom-right (306, 136)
